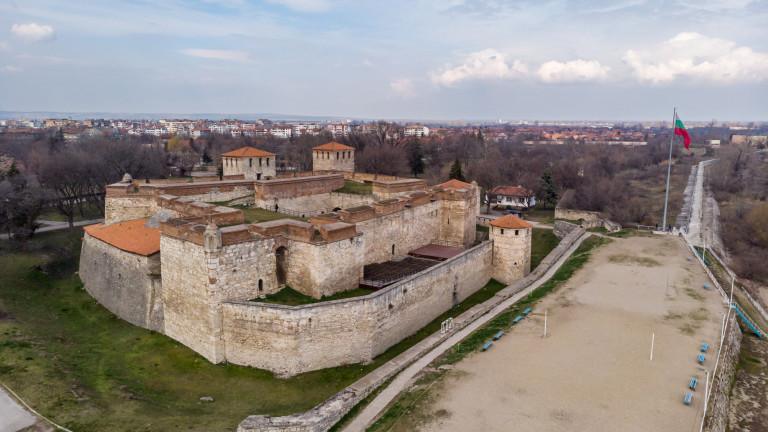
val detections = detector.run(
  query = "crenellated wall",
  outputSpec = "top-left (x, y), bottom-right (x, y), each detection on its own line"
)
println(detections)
top-left (254, 192), bottom-right (375, 217)
top-left (105, 178), bottom-right (254, 224)
top-left (221, 241), bottom-right (493, 376)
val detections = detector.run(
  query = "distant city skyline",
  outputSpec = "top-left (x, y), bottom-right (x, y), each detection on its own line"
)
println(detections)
top-left (1, 0), bottom-right (767, 121)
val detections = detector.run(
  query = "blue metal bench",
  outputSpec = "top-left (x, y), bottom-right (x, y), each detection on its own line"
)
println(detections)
top-left (481, 341), bottom-right (493, 351)
top-left (683, 392), bottom-right (694, 405)
top-left (697, 354), bottom-right (706, 365)
top-left (700, 342), bottom-right (709, 353)
top-left (522, 307), bottom-right (532, 316)
top-left (688, 377), bottom-right (698, 390)
top-left (513, 316), bottom-right (523, 324)
top-left (703, 283), bottom-right (711, 290)
top-left (493, 330), bottom-right (504, 340)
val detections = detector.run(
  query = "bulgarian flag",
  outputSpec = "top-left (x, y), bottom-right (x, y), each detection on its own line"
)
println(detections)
top-left (674, 115), bottom-right (691, 150)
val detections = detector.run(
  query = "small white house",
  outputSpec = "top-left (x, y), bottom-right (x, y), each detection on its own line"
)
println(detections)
top-left (489, 185), bottom-right (536, 209)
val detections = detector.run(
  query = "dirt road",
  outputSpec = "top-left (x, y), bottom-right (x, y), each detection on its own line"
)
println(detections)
top-left (417, 235), bottom-right (726, 432)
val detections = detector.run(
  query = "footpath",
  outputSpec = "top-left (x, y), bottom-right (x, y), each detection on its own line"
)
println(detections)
top-left (0, 218), bottom-right (102, 240)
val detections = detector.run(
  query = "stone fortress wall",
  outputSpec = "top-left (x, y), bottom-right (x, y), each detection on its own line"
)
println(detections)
top-left (79, 231), bottom-right (163, 331)
top-left (221, 241), bottom-right (492, 376)
top-left (80, 145), bottom-right (530, 376)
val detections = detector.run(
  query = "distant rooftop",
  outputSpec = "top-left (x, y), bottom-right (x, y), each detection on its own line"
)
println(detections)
top-left (436, 179), bottom-right (472, 190)
top-left (221, 146), bottom-right (275, 158)
top-left (313, 142), bottom-right (354, 151)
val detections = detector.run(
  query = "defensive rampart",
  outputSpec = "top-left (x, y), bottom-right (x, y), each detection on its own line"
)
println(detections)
top-left (105, 178), bottom-right (255, 224)
top-left (221, 241), bottom-right (493, 376)
top-left (79, 232), bottom-right (163, 331)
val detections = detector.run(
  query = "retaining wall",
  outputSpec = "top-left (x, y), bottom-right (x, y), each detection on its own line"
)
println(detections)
top-left (703, 314), bottom-right (742, 432)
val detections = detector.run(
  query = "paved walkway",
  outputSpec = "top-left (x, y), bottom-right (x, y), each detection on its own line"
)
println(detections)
top-left (0, 387), bottom-right (37, 432)
top-left (342, 233), bottom-right (589, 432)
top-left (1, 218), bottom-right (102, 240)
top-left (685, 159), bottom-right (716, 247)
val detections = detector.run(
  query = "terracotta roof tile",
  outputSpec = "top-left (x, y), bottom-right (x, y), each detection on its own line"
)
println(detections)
top-left (489, 215), bottom-right (533, 229)
top-left (490, 185), bottom-right (534, 197)
top-left (436, 179), bottom-right (472, 190)
top-left (313, 141), bottom-right (355, 151)
top-left (84, 219), bottom-right (160, 256)
top-left (221, 146), bottom-right (275, 157)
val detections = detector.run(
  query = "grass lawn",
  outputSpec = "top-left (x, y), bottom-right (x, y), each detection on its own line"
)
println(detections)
top-left (531, 228), bottom-right (559, 270)
top-left (258, 286), bottom-right (374, 306)
top-left (0, 229), bottom-right (508, 431)
top-left (334, 180), bottom-right (372, 195)
top-left (239, 207), bottom-right (307, 224)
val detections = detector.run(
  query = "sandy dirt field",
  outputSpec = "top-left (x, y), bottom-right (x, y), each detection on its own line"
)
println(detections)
top-left (418, 235), bottom-right (728, 432)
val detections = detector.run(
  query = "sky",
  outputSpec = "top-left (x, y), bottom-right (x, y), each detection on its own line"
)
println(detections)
top-left (0, 0), bottom-right (767, 121)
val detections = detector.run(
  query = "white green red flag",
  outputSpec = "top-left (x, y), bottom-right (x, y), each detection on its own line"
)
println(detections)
top-left (674, 116), bottom-right (691, 150)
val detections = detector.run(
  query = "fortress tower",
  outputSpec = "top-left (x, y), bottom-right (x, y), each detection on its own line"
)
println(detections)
top-left (221, 146), bottom-right (276, 180)
top-left (312, 142), bottom-right (355, 172)
top-left (490, 215), bottom-right (532, 284)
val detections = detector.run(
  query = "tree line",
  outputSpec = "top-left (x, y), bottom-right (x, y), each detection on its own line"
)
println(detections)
top-left (1, 123), bottom-right (692, 237)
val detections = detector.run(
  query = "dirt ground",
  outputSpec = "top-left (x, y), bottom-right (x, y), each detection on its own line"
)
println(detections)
top-left (418, 235), bottom-right (728, 432)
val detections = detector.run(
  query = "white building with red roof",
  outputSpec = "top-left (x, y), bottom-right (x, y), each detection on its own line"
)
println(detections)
top-left (489, 185), bottom-right (536, 209)
top-left (221, 146), bottom-right (276, 180)
top-left (312, 141), bottom-right (355, 172)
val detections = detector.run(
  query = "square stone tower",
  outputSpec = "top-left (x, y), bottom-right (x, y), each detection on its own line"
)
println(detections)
top-left (490, 215), bottom-right (532, 285)
top-left (221, 146), bottom-right (276, 180)
top-left (312, 141), bottom-right (355, 172)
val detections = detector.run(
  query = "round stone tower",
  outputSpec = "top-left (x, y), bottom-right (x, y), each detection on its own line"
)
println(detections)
top-left (489, 215), bottom-right (533, 285)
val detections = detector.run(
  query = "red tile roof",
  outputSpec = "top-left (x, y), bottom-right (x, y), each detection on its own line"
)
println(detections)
top-left (221, 146), bottom-right (275, 157)
top-left (436, 179), bottom-right (472, 190)
top-left (84, 219), bottom-right (161, 256)
top-left (490, 185), bottom-right (534, 197)
top-left (313, 141), bottom-right (354, 151)
top-left (489, 215), bottom-right (533, 229)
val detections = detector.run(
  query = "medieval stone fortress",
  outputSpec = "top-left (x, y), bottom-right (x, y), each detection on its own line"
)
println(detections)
top-left (78, 142), bottom-right (532, 376)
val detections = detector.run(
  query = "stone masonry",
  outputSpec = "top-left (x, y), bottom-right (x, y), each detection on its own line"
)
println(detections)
top-left (79, 160), bottom-right (530, 377)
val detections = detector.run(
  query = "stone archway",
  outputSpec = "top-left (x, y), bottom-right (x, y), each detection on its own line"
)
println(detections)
top-left (275, 246), bottom-right (287, 286)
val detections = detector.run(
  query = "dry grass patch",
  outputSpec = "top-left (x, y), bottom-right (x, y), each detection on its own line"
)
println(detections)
top-left (607, 254), bottom-right (661, 267)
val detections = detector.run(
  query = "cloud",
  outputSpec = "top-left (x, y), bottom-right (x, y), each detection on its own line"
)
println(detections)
top-left (431, 49), bottom-right (528, 86)
top-left (390, 78), bottom-right (415, 98)
top-left (0, 41), bottom-right (8, 51)
top-left (624, 32), bottom-right (768, 84)
top-left (180, 49), bottom-right (250, 62)
top-left (11, 23), bottom-right (55, 42)
top-left (675, 0), bottom-right (755, 11)
top-left (265, 0), bottom-right (332, 12)
top-left (537, 59), bottom-right (610, 83)
top-left (1, 65), bottom-right (23, 73)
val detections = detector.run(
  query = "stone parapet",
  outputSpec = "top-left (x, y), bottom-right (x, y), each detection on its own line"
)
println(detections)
top-left (254, 175), bottom-right (345, 200)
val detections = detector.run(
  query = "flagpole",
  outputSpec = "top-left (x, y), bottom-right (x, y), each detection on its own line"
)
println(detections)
top-left (662, 107), bottom-right (677, 232)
